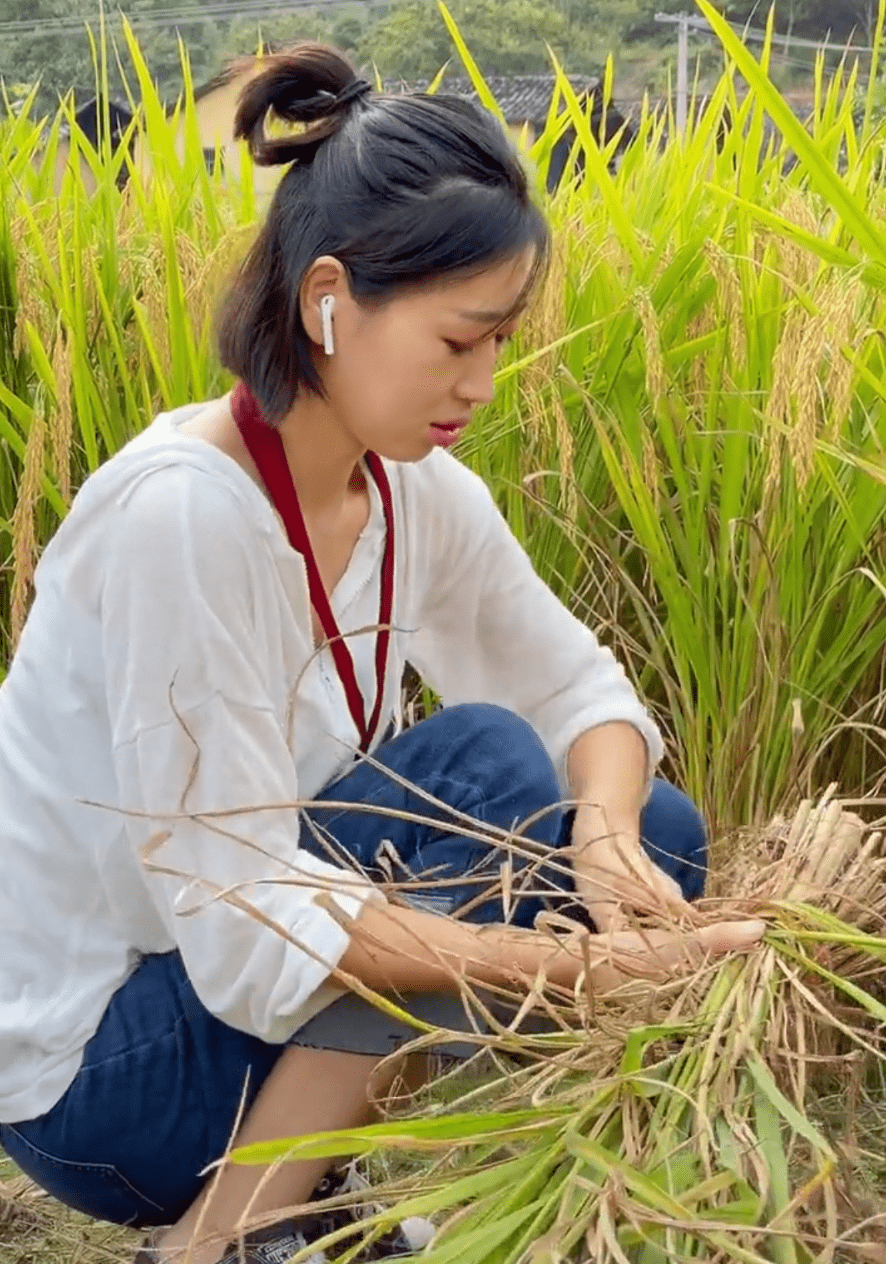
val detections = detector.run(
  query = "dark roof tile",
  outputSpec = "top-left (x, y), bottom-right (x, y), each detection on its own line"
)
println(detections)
top-left (382, 73), bottom-right (601, 125)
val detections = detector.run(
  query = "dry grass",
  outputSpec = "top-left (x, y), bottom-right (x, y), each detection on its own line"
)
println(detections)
top-left (0, 1155), bottom-right (139, 1263)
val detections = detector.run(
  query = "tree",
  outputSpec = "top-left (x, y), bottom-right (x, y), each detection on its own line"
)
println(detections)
top-left (0, 1), bottom-right (227, 114)
top-left (2, 0), bottom-right (879, 122)
top-left (356, 0), bottom-right (577, 80)
top-left (0, 1), bottom-right (94, 112)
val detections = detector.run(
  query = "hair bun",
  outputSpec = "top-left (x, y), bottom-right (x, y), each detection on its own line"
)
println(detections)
top-left (233, 44), bottom-right (368, 167)
top-left (334, 78), bottom-right (373, 110)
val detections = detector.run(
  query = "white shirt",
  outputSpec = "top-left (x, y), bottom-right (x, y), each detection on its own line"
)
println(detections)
top-left (0, 404), bottom-right (663, 1123)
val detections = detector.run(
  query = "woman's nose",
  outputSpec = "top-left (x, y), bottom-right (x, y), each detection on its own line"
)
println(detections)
top-left (456, 342), bottom-right (498, 407)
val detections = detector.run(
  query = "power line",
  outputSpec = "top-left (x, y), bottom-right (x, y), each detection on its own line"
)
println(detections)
top-left (0, 1), bottom-right (867, 49)
top-left (684, 27), bottom-right (870, 73)
top-left (0, 0), bottom-right (362, 37)
top-left (676, 10), bottom-right (878, 56)
top-left (655, 9), bottom-right (874, 133)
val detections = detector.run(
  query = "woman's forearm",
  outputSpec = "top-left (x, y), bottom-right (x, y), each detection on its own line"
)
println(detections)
top-left (336, 898), bottom-right (559, 994)
top-left (335, 896), bottom-right (765, 998)
top-left (566, 722), bottom-right (649, 823)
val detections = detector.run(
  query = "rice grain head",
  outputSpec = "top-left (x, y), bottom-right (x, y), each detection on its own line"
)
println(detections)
top-left (685, 306), bottom-right (717, 408)
top-left (786, 278), bottom-right (849, 491)
top-left (774, 194), bottom-right (821, 290)
top-left (49, 323), bottom-right (73, 505)
top-left (788, 309), bottom-right (828, 491)
top-left (703, 238), bottom-right (745, 372)
top-left (10, 217), bottom-right (48, 363)
top-left (140, 238), bottom-right (174, 381)
top-left (764, 302), bottom-right (806, 504)
top-left (632, 287), bottom-right (665, 410)
top-left (641, 429), bottom-right (660, 511)
top-left (177, 227), bottom-right (206, 307)
top-left (522, 232), bottom-right (570, 451)
top-left (189, 222), bottom-right (256, 338)
top-left (822, 276), bottom-right (861, 436)
top-left (551, 392), bottom-right (578, 523)
top-left (10, 402), bottom-right (46, 648)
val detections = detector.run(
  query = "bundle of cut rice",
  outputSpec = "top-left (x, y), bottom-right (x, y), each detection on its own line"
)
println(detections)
top-left (234, 789), bottom-right (886, 1264)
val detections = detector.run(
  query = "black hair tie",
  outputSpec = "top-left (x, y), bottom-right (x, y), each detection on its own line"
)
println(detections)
top-left (334, 78), bottom-right (373, 109)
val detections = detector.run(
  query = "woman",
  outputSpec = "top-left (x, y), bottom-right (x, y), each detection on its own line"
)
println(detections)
top-left (0, 42), bottom-right (763, 1264)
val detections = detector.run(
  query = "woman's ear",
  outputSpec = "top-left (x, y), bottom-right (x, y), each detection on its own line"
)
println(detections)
top-left (300, 255), bottom-right (349, 349)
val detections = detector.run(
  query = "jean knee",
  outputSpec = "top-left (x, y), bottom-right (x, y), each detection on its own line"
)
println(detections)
top-left (641, 779), bottom-right (708, 901)
top-left (442, 704), bottom-right (560, 790)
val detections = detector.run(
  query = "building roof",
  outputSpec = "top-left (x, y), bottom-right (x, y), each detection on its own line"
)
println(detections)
top-left (192, 63), bottom-right (241, 105)
top-left (382, 74), bottom-right (602, 126)
top-left (57, 94), bottom-right (133, 145)
top-left (185, 63), bottom-right (605, 130)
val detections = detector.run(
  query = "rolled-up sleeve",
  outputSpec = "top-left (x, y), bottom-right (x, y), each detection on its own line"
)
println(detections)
top-left (100, 465), bottom-right (381, 1042)
top-left (406, 453), bottom-right (664, 790)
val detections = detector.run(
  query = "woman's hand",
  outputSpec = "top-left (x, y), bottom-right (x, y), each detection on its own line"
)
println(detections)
top-left (569, 803), bottom-right (697, 933)
top-left (539, 917), bottom-right (766, 995)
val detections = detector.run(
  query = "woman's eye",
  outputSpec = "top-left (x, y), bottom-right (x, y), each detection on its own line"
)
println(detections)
top-left (445, 334), bottom-right (514, 355)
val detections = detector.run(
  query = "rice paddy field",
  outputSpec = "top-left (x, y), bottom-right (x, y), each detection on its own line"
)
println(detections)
top-left (4, 2), bottom-right (886, 1260)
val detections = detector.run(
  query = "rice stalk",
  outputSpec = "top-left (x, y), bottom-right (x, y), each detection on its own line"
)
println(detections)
top-left (822, 278), bottom-right (862, 439)
top-left (703, 239), bottom-right (746, 374)
top-left (765, 302), bottom-right (806, 503)
top-left (631, 289), bottom-right (665, 412)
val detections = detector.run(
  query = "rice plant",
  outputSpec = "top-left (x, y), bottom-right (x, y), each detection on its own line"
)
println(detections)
top-left (3, 7), bottom-right (886, 829)
top-left (0, 22), bottom-right (257, 663)
top-left (455, 2), bottom-right (886, 834)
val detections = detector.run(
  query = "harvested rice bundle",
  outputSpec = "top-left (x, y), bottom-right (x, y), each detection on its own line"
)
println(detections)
top-left (233, 790), bottom-right (886, 1264)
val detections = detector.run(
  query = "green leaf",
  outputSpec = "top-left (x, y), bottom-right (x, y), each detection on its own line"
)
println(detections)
top-left (745, 1052), bottom-right (836, 1161)
top-left (697, 0), bottom-right (886, 266)
top-left (233, 1109), bottom-right (566, 1165)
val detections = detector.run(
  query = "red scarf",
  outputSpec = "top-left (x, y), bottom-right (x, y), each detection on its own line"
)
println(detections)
top-left (231, 382), bottom-right (395, 753)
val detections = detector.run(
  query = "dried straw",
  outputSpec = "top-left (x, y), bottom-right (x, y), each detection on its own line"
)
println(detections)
top-left (228, 789), bottom-right (886, 1264)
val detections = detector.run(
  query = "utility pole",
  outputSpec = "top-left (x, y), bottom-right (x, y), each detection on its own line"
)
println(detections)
top-left (655, 11), bottom-right (690, 135)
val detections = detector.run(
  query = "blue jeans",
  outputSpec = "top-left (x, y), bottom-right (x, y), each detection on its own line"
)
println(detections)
top-left (0, 704), bottom-right (706, 1228)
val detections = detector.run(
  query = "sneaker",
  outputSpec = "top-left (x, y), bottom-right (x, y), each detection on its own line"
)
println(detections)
top-left (131, 1222), bottom-right (326, 1264)
top-left (308, 1164), bottom-right (435, 1259)
top-left (131, 1168), bottom-right (435, 1264)
top-left (218, 1218), bottom-right (327, 1264)
top-left (217, 1212), bottom-right (425, 1263)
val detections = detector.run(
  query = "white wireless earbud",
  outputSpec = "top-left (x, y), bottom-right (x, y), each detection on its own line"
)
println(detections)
top-left (320, 294), bottom-right (336, 356)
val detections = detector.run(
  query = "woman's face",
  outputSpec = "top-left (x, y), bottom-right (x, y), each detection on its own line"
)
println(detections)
top-left (302, 248), bottom-right (537, 461)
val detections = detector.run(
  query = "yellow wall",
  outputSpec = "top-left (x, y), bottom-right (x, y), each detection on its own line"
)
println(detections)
top-left (123, 64), bottom-right (280, 203)
top-left (49, 71), bottom-right (533, 201)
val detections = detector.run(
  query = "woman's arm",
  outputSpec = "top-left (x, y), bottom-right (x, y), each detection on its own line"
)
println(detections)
top-left (337, 897), bottom-right (765, 995)
top-left (566, 721), bottom-right (648, 824)
top-left (565, 722), bottom-right (692, 930)
top-left (405, 453), bottom-right (664, 793)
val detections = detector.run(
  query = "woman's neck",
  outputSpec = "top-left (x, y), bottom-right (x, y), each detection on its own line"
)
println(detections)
top-left (277, 395), bottom-right (367, 525)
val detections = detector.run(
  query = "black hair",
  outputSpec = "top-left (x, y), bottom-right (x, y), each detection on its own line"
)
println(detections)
top-left (216, 43), bottom-right (550, 423)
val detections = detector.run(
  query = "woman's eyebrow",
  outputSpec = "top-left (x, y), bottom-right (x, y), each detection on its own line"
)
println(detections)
top-left (452, 307), bottom-right (515, 323)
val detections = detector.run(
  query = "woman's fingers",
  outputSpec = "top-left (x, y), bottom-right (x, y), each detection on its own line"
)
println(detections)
top-left (694, 919), bottom-right (767, 954)
top-left (643, 861), bottom-right (695, 916)
top-left (577, 918), bottom-right (766, 990)
top-left (578, 849), bottom-right (699, 929)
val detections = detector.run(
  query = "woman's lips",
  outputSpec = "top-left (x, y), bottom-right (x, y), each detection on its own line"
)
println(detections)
top-left (429, 421), bottom-right (468, 447)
